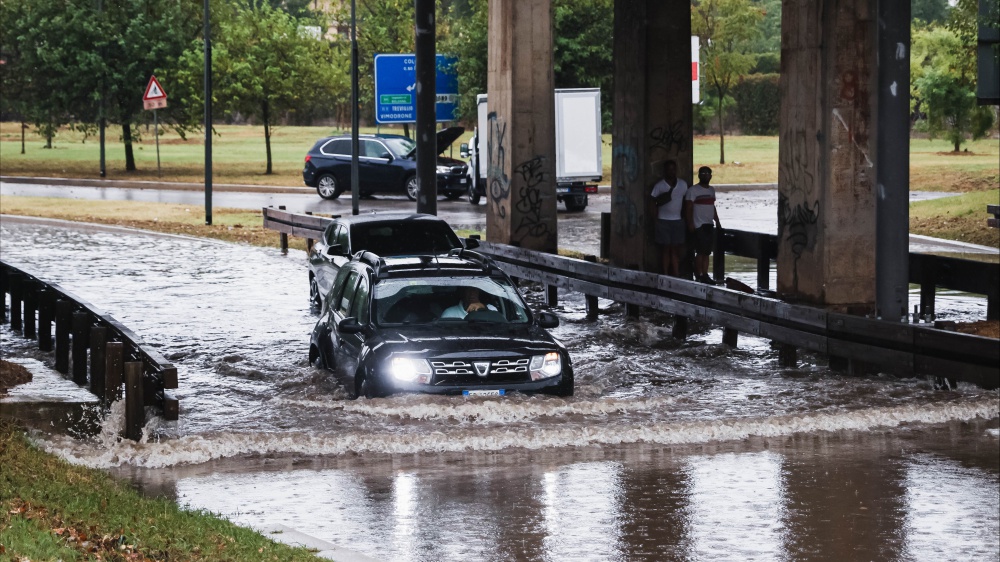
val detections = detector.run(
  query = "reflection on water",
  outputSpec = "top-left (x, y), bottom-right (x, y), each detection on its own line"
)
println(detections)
top-left (2, 218), bottom-right (998, 561)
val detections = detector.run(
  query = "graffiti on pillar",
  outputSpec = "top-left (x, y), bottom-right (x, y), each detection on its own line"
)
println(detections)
top-left (612, 131), bottom-right (641, 239)
top-left (649, 121), bottom-right (687, 158)
top-left (778, 129), bottom-right (820, 291)
top-left (512, 156), bottom-right (552, 242)
top-left (487, 112), bottom-right (510, 220)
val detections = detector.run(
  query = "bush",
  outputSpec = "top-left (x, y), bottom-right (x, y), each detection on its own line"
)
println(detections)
top-left (732, 73), bottom-right (780, 135)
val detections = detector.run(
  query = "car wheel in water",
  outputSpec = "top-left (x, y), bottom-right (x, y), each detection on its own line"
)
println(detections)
top-left (309, 276), bottom-right (321, 309)
top-left (357, 373), bottom-right (380, 399)
top-left (404, 175), bottom-right (419, 201)
top-left (553, 371), bottom-right (574, 397)
top-left (564, 197), bottom-right (587, 212)
top-left (468, 183), bottom-right (481, 205)
top-left (316, 173), bottom-right (342, 200)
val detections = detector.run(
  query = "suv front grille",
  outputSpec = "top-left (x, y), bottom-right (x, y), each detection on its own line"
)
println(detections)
top-left (431, 358), bottom-right (530, 385)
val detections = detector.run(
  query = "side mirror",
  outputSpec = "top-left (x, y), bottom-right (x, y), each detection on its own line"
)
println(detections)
top-left (464, 237), bottom-right (480, 249)
top-left (459, 143), bottom-right (469, 158)
top-left (379, 151), bottom-right (392, 160)
top-left (536, 312), bottom-right (559, 329)
top-left (338, 317), bottom-right (364, 335)
top-left (326, 243), bottom-right (345, 257)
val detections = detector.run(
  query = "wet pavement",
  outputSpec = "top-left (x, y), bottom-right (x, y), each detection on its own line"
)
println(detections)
top-left (1, 215), bottom-right (997, 561)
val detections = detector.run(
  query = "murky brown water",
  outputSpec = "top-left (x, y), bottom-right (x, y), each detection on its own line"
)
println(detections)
top-left (1, 217), bottom-right (997, 561)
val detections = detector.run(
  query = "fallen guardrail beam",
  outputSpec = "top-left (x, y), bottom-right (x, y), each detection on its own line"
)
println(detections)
top-left (1, 260), bottom-right (178, 441)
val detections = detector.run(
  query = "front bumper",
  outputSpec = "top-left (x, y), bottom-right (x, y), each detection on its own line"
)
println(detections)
top-left (382, 372), bottom-right (568, 395)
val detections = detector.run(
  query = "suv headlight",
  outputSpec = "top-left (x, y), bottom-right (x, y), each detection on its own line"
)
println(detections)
top-left (390, 357), bottom-right (432, 384)
top-left (436, 165), bottom-right (451, 174)
top-left (529, 352), bottom-right (561, 380)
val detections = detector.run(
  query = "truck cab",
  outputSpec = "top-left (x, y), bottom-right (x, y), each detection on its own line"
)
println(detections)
top-left (460, 89), bottom-right (602, 212)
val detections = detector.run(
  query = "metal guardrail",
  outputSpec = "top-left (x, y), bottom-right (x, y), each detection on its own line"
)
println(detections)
top-left (261, 207), bottom-right (999, 389)
top-left (1, 260), bottom-right (178, 440)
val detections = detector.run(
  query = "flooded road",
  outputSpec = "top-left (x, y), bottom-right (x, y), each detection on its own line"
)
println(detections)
top-left (1, 217), bottom-right (997, 561)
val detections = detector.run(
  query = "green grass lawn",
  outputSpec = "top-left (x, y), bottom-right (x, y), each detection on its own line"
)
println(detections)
top-left (2, 122), bottom-right (996, 191)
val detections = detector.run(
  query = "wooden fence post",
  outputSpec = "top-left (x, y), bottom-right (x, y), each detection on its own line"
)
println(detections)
top-left (54, 299), bottom-right (72, 374)
top-left (919, 258), bottom-right (936, 317)
top-left (72, 311), bottom-right (90, 386)
top-left (124, 361), bottom-right (144, 441)
top-left (37, 288), bottom-right (53, 351)
top-left (672, 316), bottom-right (689, 340)
top-left (90, 326), bottom-right (108, 399)
top-left (22, 281), bottom-right (37, 339)
top-left (9, 273), bottom-right (22, 332)
top-left (546, 285), bottom-right (558, 308)
top-left (105, 341), bottom-right (124, 403)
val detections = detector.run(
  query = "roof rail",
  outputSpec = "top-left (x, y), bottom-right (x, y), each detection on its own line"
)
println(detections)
top-left (448, 248), bottom-right (503, 275)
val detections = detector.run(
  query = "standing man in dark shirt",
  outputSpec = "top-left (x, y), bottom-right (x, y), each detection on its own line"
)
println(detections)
top-left (685, 166), bottom-right (722, 284)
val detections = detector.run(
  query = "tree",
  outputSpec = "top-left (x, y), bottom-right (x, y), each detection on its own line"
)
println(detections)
top-left (692, 0), bottom-right (764, 164)
top-left (196, 2), bottom-right (342, 174)
top-left (912, 0), bottom-right (950, 25)
top-left (554, 0), bottom-right (614, 131)
top-left (911, 4), bottom-right (996, 151)
top-left (441, 0), bottom-right (487, 124)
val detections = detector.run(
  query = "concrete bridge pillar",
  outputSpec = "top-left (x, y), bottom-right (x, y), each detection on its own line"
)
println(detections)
top-left (486, 0), bottom-right (558, 252)
top-left (610, 0), bottom-right (694, 272)
top-left (777, 0), bottom-right (877, 310)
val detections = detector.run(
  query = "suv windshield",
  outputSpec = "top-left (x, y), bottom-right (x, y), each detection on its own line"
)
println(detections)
top-left (351, 222), bottom-right (461, 256)
top-left (382, 137), bottom-right (415, 157)
top-left (374, 277), bottom-right (530, 326)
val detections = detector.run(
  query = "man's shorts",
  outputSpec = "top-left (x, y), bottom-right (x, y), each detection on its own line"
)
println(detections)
top-left (694, 224), bottom-right (715, 254)
top-left (654, 219), bottom-right (686, 246)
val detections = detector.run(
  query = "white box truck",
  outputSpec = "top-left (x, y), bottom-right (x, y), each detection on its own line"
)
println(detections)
top-left (460, 88), bottom-right (602, 211)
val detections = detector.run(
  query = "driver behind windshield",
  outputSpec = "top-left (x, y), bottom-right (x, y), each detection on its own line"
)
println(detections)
top-left (441, 287), bottom-right (492, 319)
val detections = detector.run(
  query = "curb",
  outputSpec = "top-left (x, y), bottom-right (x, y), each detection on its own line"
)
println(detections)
top-left (2, 176), bottom-right (779, 196)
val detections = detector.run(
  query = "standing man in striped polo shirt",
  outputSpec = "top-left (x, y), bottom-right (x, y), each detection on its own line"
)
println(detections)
top-left (685, 166), bottom-right (722, 284)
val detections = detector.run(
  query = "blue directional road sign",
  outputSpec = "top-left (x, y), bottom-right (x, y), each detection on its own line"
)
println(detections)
top-left (373, 53), bottom-right (458, 124)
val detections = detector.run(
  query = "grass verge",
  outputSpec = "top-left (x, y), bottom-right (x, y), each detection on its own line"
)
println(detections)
top-left (910, 189), bottom-right (1000, 248)
top-left (2, 122), bottom-right (997, 191)
top-left (0, 419), bottom-right (321, 561)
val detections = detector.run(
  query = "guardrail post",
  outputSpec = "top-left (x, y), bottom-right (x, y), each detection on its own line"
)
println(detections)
top-left (124, 361), bottom-right (144, 441)
top-left (829, 355), bottom-right (849, 371)
top-left (55, 299), bottom-right (72, 374)
top-left (722, 327), bottom-right (738, 348)
top-left (90, 326), bottom-right (108, 399)
top-left (105, 341), bottom-right (124, 403)
top-left (918, 257), bottom-right (936, 317)
top-left (37, 289), bottom-right (53, 351)
top-left (22, 281), bottom-right (37, 339)
top-left (713, 229), bottom-right (726, 283)
top-left (72, 311), bottom-right (90, 386)
top-left (305, 211), bottom-right (315, 251)
top-left (584, 255), bottom-right (599, 320)
top-left (9, 273), bottom-right (23, 332)
top-left (0, 266), bottom-right (7, 321)
top-left (987, 288), bottom-right (998, 321)
top-left (600, 212), bottom-right (610, 260)
top-left (778, 344), bottom-right (797, 368)
top-left (279, 205), bottom-right (289, 254)
top-left (546, 285), bottom-right (558, 308)
top-left (757, 235), bottom-right (771, 290)
top-left (672, 316), bottom-right (688, 340)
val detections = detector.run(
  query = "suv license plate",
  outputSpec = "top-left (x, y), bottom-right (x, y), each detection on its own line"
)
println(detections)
top-left (463, 389), bottom-right (505, 397)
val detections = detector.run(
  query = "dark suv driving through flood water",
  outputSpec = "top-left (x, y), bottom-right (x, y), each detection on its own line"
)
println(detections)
top-left (309, 250), bottom-right (573, 399)
top-left (302, 127), bottom-right (469, 201)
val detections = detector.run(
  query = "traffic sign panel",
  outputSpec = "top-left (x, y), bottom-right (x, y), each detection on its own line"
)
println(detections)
top-left (373, 54), bottom-right (458, 124)
top-left (143, 75), bottom-right (167, 110)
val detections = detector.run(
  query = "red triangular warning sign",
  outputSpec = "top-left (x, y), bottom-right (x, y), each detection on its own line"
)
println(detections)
top-left (143, 75), bottom-right (167, 101)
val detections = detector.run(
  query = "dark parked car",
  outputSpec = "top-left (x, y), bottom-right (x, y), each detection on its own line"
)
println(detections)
top-left (303, 127), bottom-right (469, 201)
top-left (308, 212), bottom-right (468, 308)
top-left (309, 250), bottom-right (574, 399)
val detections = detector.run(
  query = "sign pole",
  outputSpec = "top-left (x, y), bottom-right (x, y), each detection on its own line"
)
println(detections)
top-left (350, 0), bottom-right (359, 216)
top-left (154, 109), bottom-right (161, 178)
top-left (415, 0), bottom-right (437, 215)
top-left (204, 0), bottom-right (213, 225)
